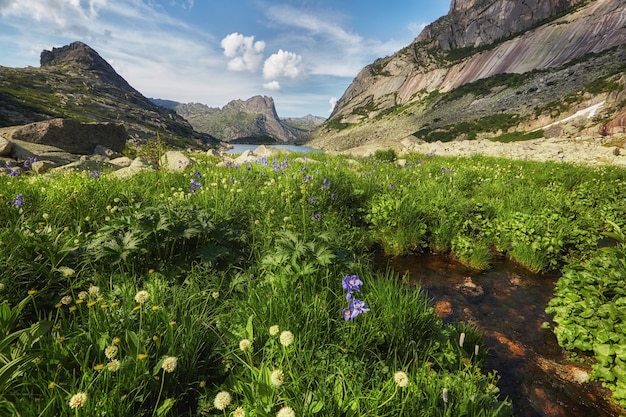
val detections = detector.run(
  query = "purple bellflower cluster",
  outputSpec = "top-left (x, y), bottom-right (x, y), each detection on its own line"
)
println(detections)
top-left (190, 171), bottom-right (203, 194)
top-left (341, 275), bottom-right (370, 321)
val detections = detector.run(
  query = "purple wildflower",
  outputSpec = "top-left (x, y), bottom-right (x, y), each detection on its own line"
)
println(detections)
top-left (190, 180), bottom-right (202, 188)
top-left (88, 171), bottom-right (101, 179)
top-left (342, 299), bottom-right (370, 320)
top-left (194, 171), bottom-right (202, 179)
top-left (308, 197), bottom-right (317, 204)
top-left (342, 275), bottom-right (363, 301)
top-left (8, 170), bottom-right (20, 177)
top-left (312, 213), bottom-right (321, 221)
top-left (13, 194), bottom-right (24, 208)
top-left (342, 307), bottom-right (353, 321)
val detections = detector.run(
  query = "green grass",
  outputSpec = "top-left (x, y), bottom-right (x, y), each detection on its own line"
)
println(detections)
top-left (1, 150), bottom-right (626, 415)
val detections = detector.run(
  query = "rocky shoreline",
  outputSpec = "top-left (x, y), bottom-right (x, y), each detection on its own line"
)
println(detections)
top-left (338, 135), bottom-right (626, 166)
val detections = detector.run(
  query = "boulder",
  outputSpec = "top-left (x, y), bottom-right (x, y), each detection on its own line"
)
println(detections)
top-left (0, 136), bottom-right (11, 156)
top-left (93, 145), bottom-right (122, 159)
top-left (52, 159), bottom-right (119, 173)
top-left (110, 157), bottom-right (156, 179)
top-left (233, 150), bottom-right (258, 165)
top-left (110, 156), bottom-right (133, 168)
top-left (160, 150), bottom-right (193, 171)
top-left (31, 160), bottom-right (59, 174)
top-left (0, 119), bottom-right (126, 154)
top-left (8, 139), bottom-right (79, 166)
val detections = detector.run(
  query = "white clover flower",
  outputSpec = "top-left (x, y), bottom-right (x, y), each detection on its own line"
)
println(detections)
top-left (269, 325), bottom-right (280, 336)
top-left (211, 291), bottom-right (220, 299)
top-left (394, 371), bottom-right (409, 388)
top-left (135, 290), bottom-right (150, 304)
top-left (78, 291), bottom-right (89, 300)
top-left (239, 339), bottom-right (252, 352)
top-left (88, 285), bottom-right (100, 296)
top-left (107, 359), bottom-right (121, 372)
top-left (104, 345), bottom-right (118, 360)
top-left (276, 406), bottom-right (296, 417)
top-left (279, 330), bottom-right (294, 347)
top-left (60, 295), bottom-right (72, 305)
top-left (68, 392), bottom-right (87, 409)
top-left (442, 387), bottom-right (449, 403)
top-left (233, 406), bottom-right (246, 417)
top-left (213, 391), bottom-right (232, 410)
top-left (161, 356), bottom-right (178, 373)
top-left (270, 369), bottom-right (284, 387)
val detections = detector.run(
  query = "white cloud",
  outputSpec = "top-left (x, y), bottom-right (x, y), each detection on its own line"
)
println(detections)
top-left (263, 49), bottom-right (305, 80)
top-left (408, 21), bottom-right (428, 36)
top-left (0, 0), bottom-right (105, 27)
top-left (266, 5), bottom-right (361, 45)
top-left (328, 97), bottom-right (337, 113)
top-left (220, 32), bottom-right (265, 72)
top-left (263, 80), bottom-right (281, 91)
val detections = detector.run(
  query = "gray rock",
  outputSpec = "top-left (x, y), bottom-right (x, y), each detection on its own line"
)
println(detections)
top-left (93, 145), bottom-right (122, 159)
top-left (0, 136), bottom-right (11, 156)
top-left (233, 150), bottom-right (258, 165)
top-left (0, 118), bottom-right (126, 154)
top-left (110, 156), bottom-right (133, 167)
top-left (110, 158), bottom-right (156, 179)
top-left (9, 139), bottom-right (79, 166)
top-left (31, 160), bottom-right (59, 174)
top-left (160, 150), bottom-right (192, 171)
top-left (52, 159), bottom-right (119, 173)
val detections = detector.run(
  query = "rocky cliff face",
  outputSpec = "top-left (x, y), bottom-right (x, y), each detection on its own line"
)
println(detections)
top-left (427, 0), bottom-right (582, 50)
top-left (312, 0), bottom-right (626, 151)
top-left (0, 42), bottom-right (220, 149)
top-left (156, 95), bottom-right (324, 144)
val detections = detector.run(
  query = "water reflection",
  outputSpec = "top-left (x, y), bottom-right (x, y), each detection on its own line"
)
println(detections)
top-left (379, 253), bottom-right (620, 417)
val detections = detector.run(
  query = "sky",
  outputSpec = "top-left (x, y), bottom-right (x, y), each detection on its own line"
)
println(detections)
top-left (0, 0), bottom-right (450, 117)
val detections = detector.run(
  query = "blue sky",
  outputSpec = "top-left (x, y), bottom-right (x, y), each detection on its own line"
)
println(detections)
top-left (0, 0), bottom-right (450, 117)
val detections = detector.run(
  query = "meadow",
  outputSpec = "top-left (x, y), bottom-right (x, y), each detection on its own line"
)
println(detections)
top-left (1, 148), bottom-right (625, 416)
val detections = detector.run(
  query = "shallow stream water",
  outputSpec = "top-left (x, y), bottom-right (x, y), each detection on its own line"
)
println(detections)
top-left (378, 253), bottom-right (622, 417)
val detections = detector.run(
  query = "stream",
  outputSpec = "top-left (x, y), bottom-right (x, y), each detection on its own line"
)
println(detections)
top-left (379, 253), bottom-right (622, 417)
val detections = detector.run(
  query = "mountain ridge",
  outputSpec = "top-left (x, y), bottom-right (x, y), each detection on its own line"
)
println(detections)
top-left (153, 96), bottom-right (325, 144)
top-left (0, 41), bottom-right (221, 149)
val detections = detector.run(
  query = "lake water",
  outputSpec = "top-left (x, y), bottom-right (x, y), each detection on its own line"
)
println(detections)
top-left (225, 144), bottom-right (322, 155)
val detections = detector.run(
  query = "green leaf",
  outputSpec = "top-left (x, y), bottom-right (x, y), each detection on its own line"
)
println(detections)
top-left (156, 398), bottom-right (176, 416)
top-left (245, 315), bottom-right (254, 341)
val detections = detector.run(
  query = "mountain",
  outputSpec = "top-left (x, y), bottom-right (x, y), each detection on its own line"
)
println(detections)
top-left (0, 41), bottom-right (220, 149)
top-left (153, 96), bottom-right (325, 144)
top-left (310, 0), bottom-right (626, 151)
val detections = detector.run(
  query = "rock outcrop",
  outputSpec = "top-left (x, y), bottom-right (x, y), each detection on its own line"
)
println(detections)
top-left (0, 119), bottom-right (126, 154)
top-left (311, 0), bottom-right (626, 151)
top-left (40, 41), bottom-right (136, 92)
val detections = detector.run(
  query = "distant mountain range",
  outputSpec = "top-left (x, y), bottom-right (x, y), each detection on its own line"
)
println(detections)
top-left (151, 96), bottom-right (326, 144)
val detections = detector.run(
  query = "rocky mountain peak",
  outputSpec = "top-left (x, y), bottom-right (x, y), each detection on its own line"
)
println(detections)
top-left (244, 95), bottom-right (277, 114)
top-left (40, 41), bottom-right (134, 91)
top-left (419, 0), bottom-right (583, 50)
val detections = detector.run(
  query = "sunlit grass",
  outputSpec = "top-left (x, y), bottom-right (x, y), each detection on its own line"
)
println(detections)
top-left (1, 149), bottom-right (625, 415)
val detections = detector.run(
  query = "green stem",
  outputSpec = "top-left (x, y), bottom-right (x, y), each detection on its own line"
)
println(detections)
top-left (153, 370), bottom-right (166, 417)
